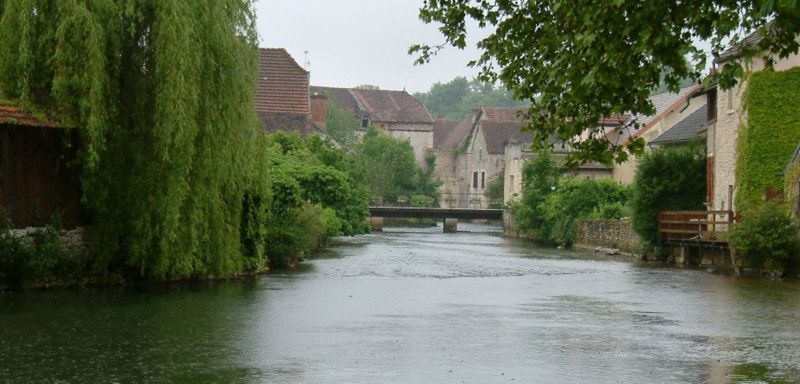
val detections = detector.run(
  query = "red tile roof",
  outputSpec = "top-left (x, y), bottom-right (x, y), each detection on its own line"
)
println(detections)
top-left (311, 86), bottom-right (433, 125)
top-left (434, 118), bottom-right (473, 149)
top-left (433, 120), bottom-right (459, 148)
top-left (258, 112), bottom-right (314, 135)
top-left (256, 48), bottom-right (309, 114)
top-left (480, 106), bottom-right (529, 122)
top-left (0, 104), bottom-right (59, 128)
top-left (349, 89), bottom-right (433, 124)
top-left (480, 120), bottom-right (532, 154)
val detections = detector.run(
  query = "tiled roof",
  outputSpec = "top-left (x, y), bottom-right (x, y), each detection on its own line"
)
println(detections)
top-left (258, 112), bottom-right (313, 135)
top-left (256, 48), bottom-right (309, 114)
top-left (433, 120), bottom-right (460, 149)
top-left (480, 120), bottom-right (532, 154)
top-left (481, 106), bottom-right (528, 122)
top-left (0, 104), bottom-right (59, 128)
top-left (311, 86), bottom-right (434, 125)
top-left (349, 89), bottom-right (433, 124)
top-left (715, 21), bottom-right (775, 63)
top-left (649, 104), bottom-right (709, 145)
top-left (310, 86), bottom-right (362, 116)
top-left (607, 84), bottom-right (701, 144)
top-left (440, 118), bottom-right (474, 150)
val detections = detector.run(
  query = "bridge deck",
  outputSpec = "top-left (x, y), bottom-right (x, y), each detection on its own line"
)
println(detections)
top-left (369, 207), bottom-right (503, 220)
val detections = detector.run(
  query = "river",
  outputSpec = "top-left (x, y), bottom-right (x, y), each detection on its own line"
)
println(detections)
top-left (1, 223), bottom-right (799, 383)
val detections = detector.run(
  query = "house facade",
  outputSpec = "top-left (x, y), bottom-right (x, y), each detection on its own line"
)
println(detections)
top-left (608, 85), bottom-right (704, 184)
top-left (709, 35), bottom-right (800, 213)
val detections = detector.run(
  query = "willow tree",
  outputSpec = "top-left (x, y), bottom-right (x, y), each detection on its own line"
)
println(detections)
top-left (0, 0), bottom-right (271, 279)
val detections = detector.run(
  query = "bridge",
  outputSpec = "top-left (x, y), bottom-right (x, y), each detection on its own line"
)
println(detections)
top-left (368, 207), bottom-right (504, 232)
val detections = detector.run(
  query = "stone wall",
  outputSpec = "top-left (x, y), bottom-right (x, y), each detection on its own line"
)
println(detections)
top-left (9, 226), bottom-right (88, 252)
top-left (574, 219), bottom-right (642, 253)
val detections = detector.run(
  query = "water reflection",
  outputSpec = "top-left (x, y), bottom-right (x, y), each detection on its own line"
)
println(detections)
top-left (1, 223), bottom-right (799, 383)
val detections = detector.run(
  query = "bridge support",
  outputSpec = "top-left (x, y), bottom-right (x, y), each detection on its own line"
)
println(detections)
top-left (368, 217), bottom-right (384, 232)
top-left (443, 218), bottom-right (458, 233)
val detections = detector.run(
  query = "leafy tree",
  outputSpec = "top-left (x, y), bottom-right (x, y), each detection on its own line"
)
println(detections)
top-left (412, 1), bottom-right (800, 165)
top-left (631, 145), bottom-right (707, 246)
top-left (484, 171), bottom-right (504, 208)
top-left (414, 153), bottom-right (443, 205)
top-left (511, 151), bottom-right (560, 241)
top-left (265, 132), bottom-right (370, 237)
top-left (729, 200), bottom-right (799, 274)
top-left (539, 179), bottom-right (630, 245)
top-left (511, 151), bottom-right (630, 245)
top-left (325, 98), bottom-right (359, 151)
top-left (353, 128), bottom-right (441, 204)
top-left (353, 129), bottom-right (417, 202)
top-left (415, 76), bottom-right (527, 119)
top-left (415, 76), bottom-right (471, 119)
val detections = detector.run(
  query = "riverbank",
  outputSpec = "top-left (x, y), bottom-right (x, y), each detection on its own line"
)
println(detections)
top-left (0, 225), bottom-right (314, 292)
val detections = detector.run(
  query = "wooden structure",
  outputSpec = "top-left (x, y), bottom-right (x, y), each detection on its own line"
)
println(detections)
top-left (0, 104), bottom-right (83, 228)
top-left (658, 210), bottom-right (734, 246)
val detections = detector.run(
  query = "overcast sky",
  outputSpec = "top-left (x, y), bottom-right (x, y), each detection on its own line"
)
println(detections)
top-left (254, 0), bottom-right (485, 93)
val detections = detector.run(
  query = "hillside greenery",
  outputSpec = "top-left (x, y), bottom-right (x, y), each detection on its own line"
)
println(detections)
top-left (414, 77), bottom-right (527, 120)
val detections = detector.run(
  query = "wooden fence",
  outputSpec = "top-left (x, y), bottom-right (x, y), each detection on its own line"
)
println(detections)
top-left (658, 210), bottom-right (734, 244)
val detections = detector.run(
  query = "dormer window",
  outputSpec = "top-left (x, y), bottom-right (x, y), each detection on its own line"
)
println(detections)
top-left (361, 116), bottom-right (370, 128)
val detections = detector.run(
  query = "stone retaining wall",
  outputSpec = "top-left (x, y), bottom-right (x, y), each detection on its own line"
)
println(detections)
top-left (8, 226), bottom-right (88, 252)
top-left (574, 219), bottom-right (642, 253)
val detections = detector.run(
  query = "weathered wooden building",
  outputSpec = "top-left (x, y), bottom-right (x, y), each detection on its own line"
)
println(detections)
top-left (0, 104), bottom-right (83, 228)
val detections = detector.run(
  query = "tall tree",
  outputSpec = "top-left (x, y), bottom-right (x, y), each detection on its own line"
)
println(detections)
top-left (415, 76), bottom-right (527, 120)
top-left (0, 0), bottom-right (268, 279)
top-left (411, 1), bottom-right (800, 165)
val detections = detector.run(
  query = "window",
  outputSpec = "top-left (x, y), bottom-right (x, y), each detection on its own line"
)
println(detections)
top-left (361, 116), bottom-right (370, 128)
top-left (510, 175), bottom-right (515, 194)
top-left (472, 171), bottom-right (478, 189)
top-left (726, 89), bottom-right (734, 112)
top-left (707, 89), bottom-right (717, 121)
top-left (481, 172), bottom-right (485, 189)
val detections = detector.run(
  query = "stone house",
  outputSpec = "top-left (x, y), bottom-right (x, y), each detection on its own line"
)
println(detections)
top-left (462, 107), bottom-right (530, 208)
top-left (310, 86), bottom-right (434, 167)
top-left (0, 104), bottom-right (83, 228)
top-left (257, 48), bottom-right (327, 135)
top-left (608, 84), bottom-right (704, 185)
top-left (432, 118), bottom-right (473, 207)
top-left (708, 32), bottom-right (800, 213)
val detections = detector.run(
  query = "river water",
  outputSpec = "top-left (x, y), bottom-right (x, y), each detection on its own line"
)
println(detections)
top-left (1, 223), bottom-right (799, 383)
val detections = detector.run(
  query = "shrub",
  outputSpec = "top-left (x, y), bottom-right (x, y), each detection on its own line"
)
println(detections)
top-left (539, 178), bottom-right (630, 245)
top-left (410, 194), bottom-right (436, 208)
top-left (729, 201), bottom-right (799, 274)
top-left (631, 144), bottom-right (706, 246)
top-left (0, 213), bottom-right (87, 289)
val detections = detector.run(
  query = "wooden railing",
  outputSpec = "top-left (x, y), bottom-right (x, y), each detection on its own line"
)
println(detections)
top-left (658, 210), bottom-right (734, 243)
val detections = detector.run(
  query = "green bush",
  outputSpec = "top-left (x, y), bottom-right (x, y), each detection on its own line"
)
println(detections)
top-left (729, 201), bottom-right (799, 274)
top-left (510, 151), bottom-right (630, 245)
top-left (539, 178), bottom-right (630, 245)
top-left (410, 194), bottom-right (436, 208)
top-left (631, 144), bottom-right (707, 246)
top-left (0, 214), bottom-right (87, 289)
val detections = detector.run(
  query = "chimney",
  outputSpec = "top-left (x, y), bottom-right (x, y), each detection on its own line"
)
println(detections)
top-left (310, 93), bottom-right (328, 130)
